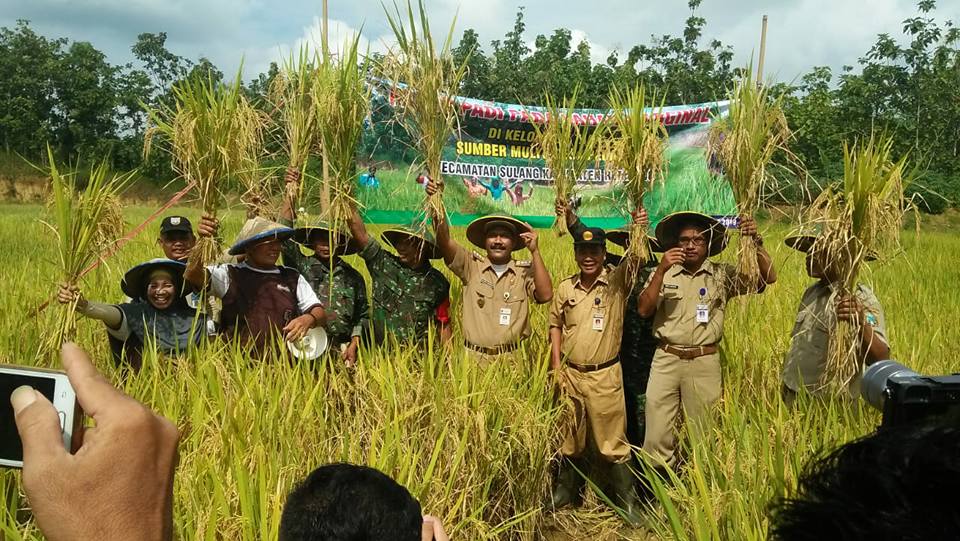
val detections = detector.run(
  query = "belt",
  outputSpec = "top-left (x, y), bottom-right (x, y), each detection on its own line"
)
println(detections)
top-left (565, 356), bottom-right (620, 373)
top-left (465, 341), bottom-right (520, 356)
top-left (658, 343), bottom-right (718, 360)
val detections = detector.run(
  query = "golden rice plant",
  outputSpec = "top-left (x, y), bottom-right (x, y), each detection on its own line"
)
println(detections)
top-left (532, 88), bottom-right (602, 236)
top-left (811, 134), bottom-right (913, 391)
top-left (269, 48), bottom-right (317, 218)
top-left (39, 146), bottom-right (132, 357)
top-left (709, 68), bottom-right (791, 282)
top-left (383, 0), bottom-right (470, 230)
top-left (311, 34), bottom-right (371, 252)
top-left (607, 84), bottom-right (668, 270)
top-left (235, 96), bottom-right (272, 218)
top-left (144, 68), bottom-right (256, 265)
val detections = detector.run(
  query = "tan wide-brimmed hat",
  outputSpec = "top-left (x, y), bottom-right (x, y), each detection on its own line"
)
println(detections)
top-left (229, 217), bottom-right (295, 256)
top-left (655, 211), bottom-right (728, 256)
top-left (465, 215), bottom-right (531, 249)
top-left (292, 221), bottom-right (359, 256)
top-left (381, 226), bottom-right (443, 260)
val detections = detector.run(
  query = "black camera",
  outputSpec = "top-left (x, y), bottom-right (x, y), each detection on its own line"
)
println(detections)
top-left (861, 360), bottom-right (960, 428)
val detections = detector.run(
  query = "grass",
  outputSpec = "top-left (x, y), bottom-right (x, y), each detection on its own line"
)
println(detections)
top-left (0, 202), bottom-right (956, 540)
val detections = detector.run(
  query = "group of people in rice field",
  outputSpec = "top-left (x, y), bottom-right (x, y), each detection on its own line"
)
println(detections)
top-left (58, 170), bottom-right (890, 525)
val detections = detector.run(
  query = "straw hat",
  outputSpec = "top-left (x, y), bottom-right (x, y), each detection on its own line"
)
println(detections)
top-left (381, 226), bottom-right (443, 260)
top-left (121, 258), bottom-right (187, 300)
top-left (655, 211), bottom-right (728, 256)
top-left (292, 221), bottom-right (359, 256)
top-left (465, 215), bottom-right (530, 249)
top-left (228, 217), bottom-right (294, 256)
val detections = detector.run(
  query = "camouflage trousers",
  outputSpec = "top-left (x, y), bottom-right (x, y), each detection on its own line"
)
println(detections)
top-left (621, 354), bottom-right (652, 450)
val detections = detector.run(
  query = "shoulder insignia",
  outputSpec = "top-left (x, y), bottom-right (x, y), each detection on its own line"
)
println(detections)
top-left (472, 251), bottom-right (484, 261)
top-left (865, 312), bottom-right (878, 327)
top-left (515, 260), bottom-right (531, 267)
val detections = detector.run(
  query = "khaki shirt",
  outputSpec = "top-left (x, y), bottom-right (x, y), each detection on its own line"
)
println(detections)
top-left (549, 264), bottom-right (631, 365)
top-left (448, 244), bottom-right (537, 347)
top-left (782, 282), bottom-right (888, 398)
top-left (646, 260), bottom-right (752, 346)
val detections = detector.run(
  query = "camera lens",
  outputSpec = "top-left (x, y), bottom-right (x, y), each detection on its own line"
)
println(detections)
top-left (861, 360), bottom-right (919, 410)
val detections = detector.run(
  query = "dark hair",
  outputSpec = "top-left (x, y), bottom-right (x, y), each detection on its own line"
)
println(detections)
top-left (279, 463), bottom-right (423, 541)
top-left (768, 423), bottom-right (960, 541)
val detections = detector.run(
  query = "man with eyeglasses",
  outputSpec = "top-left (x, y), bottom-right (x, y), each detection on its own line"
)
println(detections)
top-left (636, 212), bottom-right (776, 476)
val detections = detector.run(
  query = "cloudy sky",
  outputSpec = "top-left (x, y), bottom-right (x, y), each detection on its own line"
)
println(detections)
top-left (2, 0), bottom-right (956, 92)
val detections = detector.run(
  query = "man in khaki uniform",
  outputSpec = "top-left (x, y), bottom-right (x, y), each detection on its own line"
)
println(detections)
top-left (548, 223), bottom-right (643, 524)
top-left (782, 233), bottom-right (890, 402)
top-left (637, 212), bottom-right (775, 470)
top-left (428, 181), bottom-right (553, 363)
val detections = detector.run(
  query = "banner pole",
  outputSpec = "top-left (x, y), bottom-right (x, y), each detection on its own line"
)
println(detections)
top-left (757, 15), bottom-right (769, 86)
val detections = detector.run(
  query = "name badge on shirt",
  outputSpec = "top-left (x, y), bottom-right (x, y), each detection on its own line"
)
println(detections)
top-left (696, 304), bottom-right (710, 323)
top-left (592, 313), bottom-right (604, 331)
top-left (499, 307), bottom-right (512, 326)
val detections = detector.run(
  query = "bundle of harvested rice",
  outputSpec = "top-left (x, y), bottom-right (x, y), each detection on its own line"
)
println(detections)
top-left (811, 134), bottom-right (913, 391)
top-left (709, 68), bottom-right (791, 282)
top-left (269, 49), bottom-right (317, 219)
top-left (532, 88), bottom-right (601, 236)
top-left (607, 84), bottom-right (668, 269)
top-left (383, 0), bottom-right (470, 230)
top-left (236, 95), bottom-right (271, 218)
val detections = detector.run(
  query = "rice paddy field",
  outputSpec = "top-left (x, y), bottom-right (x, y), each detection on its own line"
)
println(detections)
top-left (0, 201), bottom-right (958, 540)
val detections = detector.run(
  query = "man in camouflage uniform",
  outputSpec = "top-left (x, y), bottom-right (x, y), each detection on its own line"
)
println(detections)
top-left (345, 202), bottom-right (451, 346)
top-left (560, 202), bottom-right (659, 451)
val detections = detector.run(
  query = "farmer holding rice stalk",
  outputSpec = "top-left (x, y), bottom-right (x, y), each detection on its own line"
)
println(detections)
top-left (185, 215), bottom-right (325, 354)
top-left (426, 179), bottom-right (553, 364)
top-left (280, 171), bottom-right (369, 367)
top-left (637, 211), bottom-right (775, 471)
top-left (557, 201), bottom-right (661, 456)
top-left (344, 200), bottom-right (451, 346)
top-left (781, 231), bottom-right (890, 403)
top-left (56, 259), bottom-right (203, 371)
top-left (546, 211), bottom-right (647, 525)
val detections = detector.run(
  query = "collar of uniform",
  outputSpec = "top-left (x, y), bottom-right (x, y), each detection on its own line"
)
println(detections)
top-left (310, 256), bottom-right (343, 275)
top-left (480, 257), bottom-right (517, 277)
top-left (237, 262), bottom-right (282, 274)
top-left (573, 266), bottom-right (611, 291)
top-left (671, 259), bottom-right (716, 277)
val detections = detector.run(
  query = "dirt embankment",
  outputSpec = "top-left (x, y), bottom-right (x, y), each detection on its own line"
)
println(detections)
top-left (1, 174), bottom-right (181, 206)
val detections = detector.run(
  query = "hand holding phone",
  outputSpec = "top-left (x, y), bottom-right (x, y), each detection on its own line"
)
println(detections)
top-left (9, 343), bottom-right (179, 541)
top-left (1, 366), bottom-right (80, 467)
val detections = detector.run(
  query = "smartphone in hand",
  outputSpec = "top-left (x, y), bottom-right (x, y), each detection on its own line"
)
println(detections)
top-left (0, 365), bottom-right (82, 468)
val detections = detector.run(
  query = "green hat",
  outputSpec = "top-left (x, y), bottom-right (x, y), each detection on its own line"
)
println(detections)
top-left (292, 222), bottom-right (359, 256)
top-left (606, 228), bottom-right (663, 253)
top-left (229, 217), bottom-right (294, 256)
top-left (465, 215), bottom-right (530, 249)
top-left (655, 211), bottom-right (728, 256)
top-left (381, 226), bottom-right (443, 260)
top-left (785, 229), bottom-right (878, 262)
top-left (121, 258), bottom-right (186, 300)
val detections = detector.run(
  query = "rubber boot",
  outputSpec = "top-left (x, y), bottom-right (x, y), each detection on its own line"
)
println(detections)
top-left (609, 461), bottom-right (644, 526)
top-left (547, 457), bottom-right (586, 510)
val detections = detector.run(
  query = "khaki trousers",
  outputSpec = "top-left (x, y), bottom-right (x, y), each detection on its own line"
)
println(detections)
top-left (642, 349), bottom-right (722, 468)
top-left (560, 362), bottom-right (631, 464)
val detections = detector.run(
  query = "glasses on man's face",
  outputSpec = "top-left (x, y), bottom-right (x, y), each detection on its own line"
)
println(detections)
top-left (677, 236), bottom-right (707, 247)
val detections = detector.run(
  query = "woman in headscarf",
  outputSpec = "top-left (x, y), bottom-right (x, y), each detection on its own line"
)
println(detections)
top-left (57, 258), bottom-right (204, 371)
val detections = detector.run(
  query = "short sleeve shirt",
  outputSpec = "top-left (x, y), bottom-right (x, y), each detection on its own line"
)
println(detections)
top-left (549, 264), bottom-right (630, 365)
top-left (646, 260), bottom-right (745, 346)
top-left (782, 282), bottom-right (888, 398)
top-left (448, 243), bottom-right (537, 347)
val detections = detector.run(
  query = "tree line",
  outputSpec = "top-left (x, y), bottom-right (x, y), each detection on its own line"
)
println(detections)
top-left (0, 0), bottom-right (957, 211)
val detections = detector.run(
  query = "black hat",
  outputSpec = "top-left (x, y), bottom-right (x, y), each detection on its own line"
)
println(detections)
top-left (655, 211), bottom-right (728, 256)
top-left (573, 227), bottom-right (607, 246)
top-left (160, 216), bottom-right (193, 236)
top-left (121, 259), bottom-right (187, 300)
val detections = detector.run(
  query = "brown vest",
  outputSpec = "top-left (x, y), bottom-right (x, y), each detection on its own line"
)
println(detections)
top-left (219, 266), bottom-right (302, 351)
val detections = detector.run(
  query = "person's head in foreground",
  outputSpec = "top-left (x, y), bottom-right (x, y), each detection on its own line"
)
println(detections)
top-left (382, 227), bottom-right (442, 269)
top-left (655, 211), bottom-right (727, 270)
top-left (121, 259), bottom-right (187, 310)
top-left (280, 463), bottom-right (446, 541)
top-left (158, 215), bottom-right (196, 262)
top-left (466, 215), bottom-right (530, 265)
top-left (768, 421), bottom-right (960, 541)
top-left (572, 227), bottom-right (607, 278)
top-left (229, 217), bottom-right (295, 269)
